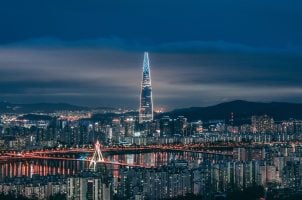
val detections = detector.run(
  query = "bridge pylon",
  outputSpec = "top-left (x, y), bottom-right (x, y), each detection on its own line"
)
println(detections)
top-left (89, 140), bottom-right (105, 171)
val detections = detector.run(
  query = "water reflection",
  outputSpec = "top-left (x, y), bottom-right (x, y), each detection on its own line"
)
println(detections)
top-left (0, 151), bottom-right (215, 179)
top-left (0, 160), bottom-right (87, 178)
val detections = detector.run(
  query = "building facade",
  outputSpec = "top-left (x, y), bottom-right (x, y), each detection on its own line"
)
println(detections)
top-left (139, 52), bottom-right (153, 123)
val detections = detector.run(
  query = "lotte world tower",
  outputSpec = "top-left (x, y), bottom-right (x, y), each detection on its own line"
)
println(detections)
top-left (139, 52), bottom-right (154, 123)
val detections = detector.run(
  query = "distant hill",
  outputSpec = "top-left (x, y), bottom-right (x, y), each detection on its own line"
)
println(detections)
top-left (0, 101), bottom-right (88, 113)
top-left (157, 100), bottom-right (302, 122)
top-left (2, 100), bottom-right (302, 122)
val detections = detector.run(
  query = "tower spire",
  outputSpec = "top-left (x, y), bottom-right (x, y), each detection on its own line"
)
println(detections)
top-left (139, 52), bottom-right (153, 123)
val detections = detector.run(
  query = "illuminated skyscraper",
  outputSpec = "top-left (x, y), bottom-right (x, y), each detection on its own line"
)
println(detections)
top-left (139, 52), bottom-right (153, 123)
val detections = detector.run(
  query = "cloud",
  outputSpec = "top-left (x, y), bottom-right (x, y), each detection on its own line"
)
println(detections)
top-left (0, 38), bottom-right (302, 108)
top-left (152, 41), bottom-right (302, 54)
top-left (4, 37), bottom-right (302, 54)
top-left (0, 0), bottom-right (301, 109)
top-left (4, 37), bottom-right (142, 51)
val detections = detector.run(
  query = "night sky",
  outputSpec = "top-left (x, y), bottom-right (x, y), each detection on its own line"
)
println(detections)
top-left (0, 0), bottom-right (302, 109)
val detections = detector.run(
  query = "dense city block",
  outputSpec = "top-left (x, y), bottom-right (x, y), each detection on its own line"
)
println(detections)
top-left (1, 106), bottom-right (302, 199)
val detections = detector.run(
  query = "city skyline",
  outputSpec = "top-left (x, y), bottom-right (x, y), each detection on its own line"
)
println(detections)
top-left (1, 1), bottom-right (302, 200)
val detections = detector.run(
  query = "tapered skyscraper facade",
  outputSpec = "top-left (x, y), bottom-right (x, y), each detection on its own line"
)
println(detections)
top-left (139, 52), bottom-right (153, 123)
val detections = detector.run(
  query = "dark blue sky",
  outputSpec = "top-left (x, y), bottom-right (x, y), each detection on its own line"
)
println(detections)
top-left (0, 0), bottom-right (302, 109)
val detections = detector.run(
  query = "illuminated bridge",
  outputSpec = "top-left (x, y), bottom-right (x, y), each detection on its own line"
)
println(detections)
top-left (0, 142), bottom-right (234, 169)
